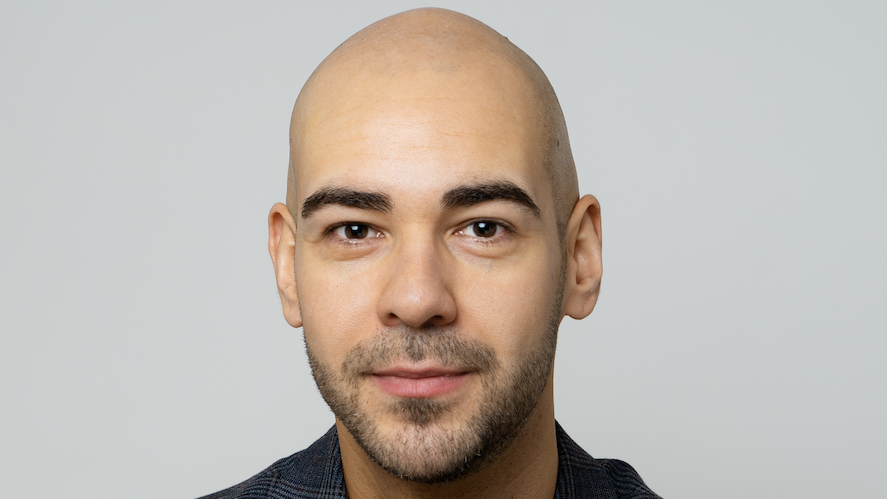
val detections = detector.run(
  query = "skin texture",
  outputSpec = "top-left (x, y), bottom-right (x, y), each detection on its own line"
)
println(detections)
top-left (268, 8), bottom-right (603, 499)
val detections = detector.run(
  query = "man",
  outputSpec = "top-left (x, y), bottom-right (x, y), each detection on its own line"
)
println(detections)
top-left (201, 7), bottom-right (659, 499)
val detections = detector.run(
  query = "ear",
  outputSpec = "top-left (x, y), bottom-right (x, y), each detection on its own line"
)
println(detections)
top-left (561, 194), bottom-right (603, 320)
top-left (268, 202), bottom-right (302, 328)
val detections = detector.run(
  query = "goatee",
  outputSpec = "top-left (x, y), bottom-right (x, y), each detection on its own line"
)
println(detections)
top-left (306, 321), bottom-right (558, 483)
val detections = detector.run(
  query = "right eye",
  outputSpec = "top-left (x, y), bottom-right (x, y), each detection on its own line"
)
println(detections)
top-left (332, 223), bottom-right (380, 240)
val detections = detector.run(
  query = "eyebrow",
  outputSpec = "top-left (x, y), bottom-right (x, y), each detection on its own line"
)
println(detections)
top-left (442, 181), bottom-right (541, 218)
top-left (301, 187), bottom-right (393, 219)
top-left (300, 181), bottom-right (541, 220)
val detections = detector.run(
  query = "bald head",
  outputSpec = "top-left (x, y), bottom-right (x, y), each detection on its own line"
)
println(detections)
top-left (287, 8), bottom-right (578, 235)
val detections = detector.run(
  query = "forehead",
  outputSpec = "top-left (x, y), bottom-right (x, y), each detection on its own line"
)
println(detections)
top-left (293, 67), bottom-right (551, 208)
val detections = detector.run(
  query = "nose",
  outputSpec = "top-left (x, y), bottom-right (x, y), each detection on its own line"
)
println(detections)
top-left (377, 238), bottom-right (457, 328)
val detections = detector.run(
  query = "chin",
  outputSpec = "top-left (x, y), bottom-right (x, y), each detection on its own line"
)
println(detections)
top-left (350, 400), bottom-right (504, 484)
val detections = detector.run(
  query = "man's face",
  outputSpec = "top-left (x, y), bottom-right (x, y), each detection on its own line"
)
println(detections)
top-left (291, 67), bottom-right (565, 483)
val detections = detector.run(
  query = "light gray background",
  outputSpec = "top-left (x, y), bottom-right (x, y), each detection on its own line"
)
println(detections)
top-left (1, 1), bottom-right (884, 498)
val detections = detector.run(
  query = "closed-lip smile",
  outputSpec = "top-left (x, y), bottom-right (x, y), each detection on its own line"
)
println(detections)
top-left (371, 363), bottom-right (472, 398)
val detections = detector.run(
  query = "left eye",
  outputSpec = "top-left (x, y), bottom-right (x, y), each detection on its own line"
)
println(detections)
top-left (333, 223), bottom-right (379, 239)
top-left (462, 221), bottom-right (500, 238)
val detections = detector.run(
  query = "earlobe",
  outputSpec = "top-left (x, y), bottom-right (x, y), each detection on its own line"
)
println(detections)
top-left (268, 202), bottom-right (302, 328)
top-left (561, 195), bottom-right (603, 320)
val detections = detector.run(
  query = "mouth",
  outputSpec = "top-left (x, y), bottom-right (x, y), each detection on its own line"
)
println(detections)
top-left (370, 363), bottom-right (472, 398)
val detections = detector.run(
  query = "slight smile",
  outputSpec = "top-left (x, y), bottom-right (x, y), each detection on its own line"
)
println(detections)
top-left (371, 365), bottom-right (472, 398)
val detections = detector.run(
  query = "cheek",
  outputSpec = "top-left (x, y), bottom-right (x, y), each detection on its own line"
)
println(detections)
top-left (296, 257), bottom-right (381, 365)
top-left (456, 250), bottom-right (562, 361)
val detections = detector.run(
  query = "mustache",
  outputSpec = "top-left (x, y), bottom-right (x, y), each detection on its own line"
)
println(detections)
top-left (342, 327), bottom-right (498, 376)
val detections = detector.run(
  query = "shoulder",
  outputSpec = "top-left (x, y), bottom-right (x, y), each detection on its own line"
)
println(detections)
top-left (196, 426), bottom-right (347, 499)
top-left (555, 423), bottom-right (662, 499)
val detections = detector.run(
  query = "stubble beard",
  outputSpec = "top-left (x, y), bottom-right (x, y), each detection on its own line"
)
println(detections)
top-left (305, 304), bottom-right (562, 484)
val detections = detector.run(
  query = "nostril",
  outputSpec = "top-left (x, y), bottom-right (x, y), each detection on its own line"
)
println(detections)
top-left (420, 316), bottom-right (444, 329)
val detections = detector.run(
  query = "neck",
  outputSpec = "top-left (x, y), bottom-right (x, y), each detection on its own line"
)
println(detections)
top-left (338, 380), bottom-right (558, 499)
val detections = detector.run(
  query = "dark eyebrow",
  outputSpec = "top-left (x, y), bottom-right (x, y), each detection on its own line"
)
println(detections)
top-left (441, 181), bottom-right (541, 218)
top-left (301, 187), bottom-right (393, 219)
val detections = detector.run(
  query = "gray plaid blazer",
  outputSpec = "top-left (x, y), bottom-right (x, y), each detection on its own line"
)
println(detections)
top-left (199, 422), bottom-right (661, 499)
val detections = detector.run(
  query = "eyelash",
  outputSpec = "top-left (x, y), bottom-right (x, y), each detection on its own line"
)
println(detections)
top-left (323, 219), bottom-right (514, 246)
top-left (325, 222), bottom-right (383, 245)
top-left (457, 219), bottom-right (513, 245)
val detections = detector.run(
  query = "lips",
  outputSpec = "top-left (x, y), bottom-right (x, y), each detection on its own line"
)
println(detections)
top-left (371, 364), bottom-right (472, 398)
